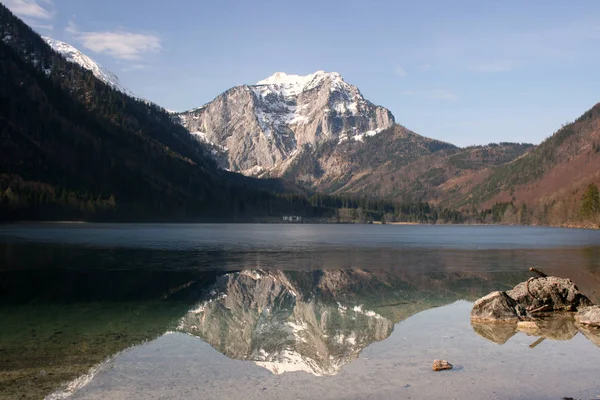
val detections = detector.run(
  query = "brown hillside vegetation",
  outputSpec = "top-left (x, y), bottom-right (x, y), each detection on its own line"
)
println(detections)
top-left (454, 103), bottom-right (600, 227)
top-left (278, 124), bottom-right (533, 203)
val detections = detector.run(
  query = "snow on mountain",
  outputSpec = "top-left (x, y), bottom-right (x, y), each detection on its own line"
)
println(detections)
top-left (255, 70), bottom-right (348, 97)
top-left (43, 37), bottom-right (132, 95)
top-left (177, 70), bottom-right (395, 174)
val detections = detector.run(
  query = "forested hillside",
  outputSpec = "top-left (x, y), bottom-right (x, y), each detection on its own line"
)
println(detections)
top-left (278, 124), bottom-right (533, 203)
top-left (451, 103), bottom-right (600, 227)
top-left (0, 4), bottom-right (320, 221)
top-left (1, 3), bottom-right (598, 227)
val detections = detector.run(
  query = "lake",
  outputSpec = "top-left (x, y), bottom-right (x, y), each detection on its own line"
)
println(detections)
top-left (1, 224), bottom-right (599, 399)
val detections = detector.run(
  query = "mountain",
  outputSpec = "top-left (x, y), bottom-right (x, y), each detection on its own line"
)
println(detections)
top-left (42, 37), bottom-right (131, 95)
top-left (280, 125), bottom-right (534, 201)
top-left (176, 71), bottom-right (534, 205)
top-left (0, 4), bottom-right (323, 222)
top-left (176, 71), bottom-right (395, 174)
top-left (449, 103), bottom-right (600, 226)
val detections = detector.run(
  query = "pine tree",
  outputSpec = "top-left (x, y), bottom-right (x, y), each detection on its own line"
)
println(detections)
top-left (580, 183), bottom-right (600, 221)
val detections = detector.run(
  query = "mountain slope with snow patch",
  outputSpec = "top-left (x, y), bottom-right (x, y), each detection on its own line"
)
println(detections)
top-left (176, 71), bottom-right (395, 174)
top-left (43, 37), bottom-right (131, 95)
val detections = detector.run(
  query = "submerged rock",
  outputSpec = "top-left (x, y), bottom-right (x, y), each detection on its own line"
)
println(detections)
top-left (432, 360), bottom-right (453, 371)
top-left (507, 277), bottom-right (592, 312)
top-left (470, 291), bottom-right (530, 323)
top-left (575, 305), bottom-right (600, 328)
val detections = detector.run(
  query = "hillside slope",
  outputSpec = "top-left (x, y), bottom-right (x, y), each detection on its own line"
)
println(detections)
top-left (0, 5), bottom-right (316, 221)
top-left (452, 103), bottom-right (600, 226)
top-left (276, 124), bottom-right (533, 202)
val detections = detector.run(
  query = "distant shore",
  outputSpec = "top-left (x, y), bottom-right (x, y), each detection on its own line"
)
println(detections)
top-left (2, 220), bottom-right (598, 230)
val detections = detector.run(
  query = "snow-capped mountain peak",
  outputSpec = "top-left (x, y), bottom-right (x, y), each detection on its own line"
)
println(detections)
top-left (256, 70), bottom-right (347, 97)
top-left (177, 70), bottom-right (395, 174)
top-left (43, 37), bottom-right (131, 95)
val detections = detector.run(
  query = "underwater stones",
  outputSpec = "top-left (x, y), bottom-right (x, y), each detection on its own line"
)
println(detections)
top-left (432, 360), bottom-right (453, 371)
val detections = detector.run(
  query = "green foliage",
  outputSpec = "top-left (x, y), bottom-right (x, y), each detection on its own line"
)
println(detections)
top-left (580, 183), bottom-right (600, 221)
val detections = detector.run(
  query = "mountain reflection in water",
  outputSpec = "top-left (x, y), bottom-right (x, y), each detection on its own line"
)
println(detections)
top-left (1, 229), bottom-right (600, 399)
top-left (0, 264), bottom-right (524, 398)
top-left (175, 268), bottom-right (524, 376)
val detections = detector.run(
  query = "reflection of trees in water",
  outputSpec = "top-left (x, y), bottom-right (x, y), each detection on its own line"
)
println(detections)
top-left (581, 246), bottom-right (600, 272)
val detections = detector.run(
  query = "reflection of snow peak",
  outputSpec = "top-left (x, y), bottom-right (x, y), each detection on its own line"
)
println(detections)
top-left (45, 356), bottom-right (114, 399)
top-left (43, 37), bottom-right (131, 95)
top-left (255, 349), bottom-right (332, 376)
top-left (175, 270), bottom-right (395, 377)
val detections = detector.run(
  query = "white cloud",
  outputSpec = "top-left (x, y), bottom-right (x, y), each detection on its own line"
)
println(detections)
top-left (64, 19), bottom-right (78, 35)
top-left (394, 65), bottom-right (408, 77)
top-left (402, 89), bottom-right (459, 102)
top-left (419, 63), bottom-right (432, 71)
top-left (77, 31), bottom-right (162, 61)
top-left (4, 0), bottom-right (53, 20)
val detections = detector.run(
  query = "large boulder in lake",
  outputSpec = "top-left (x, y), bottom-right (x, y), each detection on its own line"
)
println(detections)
top-left (470, 291), bottom-right (530, 323)
top-left (575, 305), bottom-right (600, 328)
top-left (507, 277), bottom-right (593, 312)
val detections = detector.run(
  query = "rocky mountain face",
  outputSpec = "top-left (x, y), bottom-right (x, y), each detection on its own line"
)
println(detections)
top-left (26, 36), bottom-right (540, 210)
top-left (43, 37), bottom-right (131, 95)
top-left (176, 71), bottom-right (535, 204)
top-left (176, 71), bottom-right (395, 174)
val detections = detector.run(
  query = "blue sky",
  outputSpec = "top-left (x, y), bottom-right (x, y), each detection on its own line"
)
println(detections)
top-left (6, 0), bottom-right (600, 146)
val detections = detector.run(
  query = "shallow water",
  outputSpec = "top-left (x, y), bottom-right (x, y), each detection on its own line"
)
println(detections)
top-left (1, 224), bottom-right (599, 399)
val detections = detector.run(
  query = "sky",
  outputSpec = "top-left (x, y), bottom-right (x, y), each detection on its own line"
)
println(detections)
top-left (5, 0), bottom-right (600, 146)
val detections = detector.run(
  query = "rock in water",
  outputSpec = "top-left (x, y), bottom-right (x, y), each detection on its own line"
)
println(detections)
top-left (432, 360), bottom-right (453, 371)
top-left (575, 305), bottom-right (600, 328)
top-left (470, 291), bottom-right (530, 323)
top-left (507, 277), bottom-right (592, 312)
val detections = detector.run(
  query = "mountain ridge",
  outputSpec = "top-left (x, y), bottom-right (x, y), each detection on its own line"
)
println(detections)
top-left (42, 37), bottom-right (132, 95)
top-left (176, 70), bottom-right (395, 174)
top-left (2, 9), bottom-right (598, 227)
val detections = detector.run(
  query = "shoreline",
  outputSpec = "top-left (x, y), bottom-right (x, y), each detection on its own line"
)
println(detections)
top-left (1, 220), bottom-right (598, 230)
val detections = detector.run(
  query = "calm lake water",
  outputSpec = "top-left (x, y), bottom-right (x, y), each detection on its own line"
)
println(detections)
top-left (1, 224), bottom-right (599, 399)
